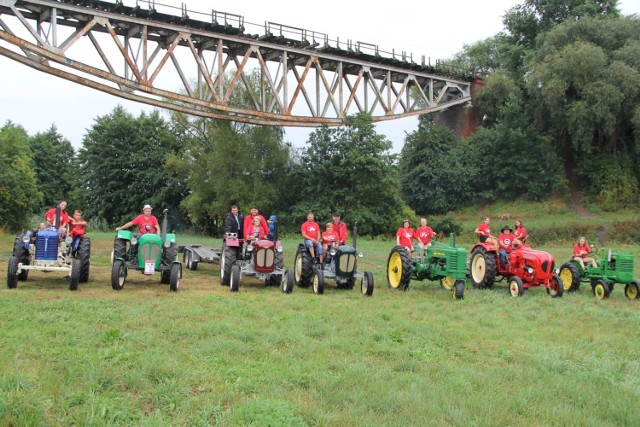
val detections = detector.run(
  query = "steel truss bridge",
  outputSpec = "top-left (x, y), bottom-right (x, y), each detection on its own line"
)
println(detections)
top-left (0, 0), bottom-right (472, 127)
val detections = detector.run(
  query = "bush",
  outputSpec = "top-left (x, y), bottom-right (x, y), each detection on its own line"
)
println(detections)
top-left (432, 214), bottom-right (463, 237)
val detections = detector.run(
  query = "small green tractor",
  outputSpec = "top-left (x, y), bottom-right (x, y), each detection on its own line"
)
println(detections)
top-left (559, 246), bottom-right (639, 300)
top-left (111, 209), bottom-right (182, 291)
top-left (387, 234), bottom-right (467, 299)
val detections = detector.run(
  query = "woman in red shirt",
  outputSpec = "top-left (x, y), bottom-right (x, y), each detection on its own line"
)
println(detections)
top-left (396, 220), bottom-right (418, 252)
top-left (573, 236), bottom-right (597, 269)
top-left (474, 217), bottom-right (499, 248)
top-left (513, 219), bottom-right (527, 248)
top-left (245, 216), bottom-right (268, 243)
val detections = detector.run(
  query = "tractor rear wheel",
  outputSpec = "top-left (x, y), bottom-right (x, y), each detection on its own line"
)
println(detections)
top-left (69, 259), bottom-right (81, 291)
top-left (220, 246), bottom-right (236, 286)
top-left (387, 246), bottom-right (412, 291)
top-left (13, 235), bottom-right (29, 281)
top-left (267, 249), bottom-right (284, 287)
top-left (164, 243), bottom-right (178, 264)
top-left (624, 280), bottom-right (640, 299)
top-left (294, 245), bottom-right (313, 288)
top-left (77, 237), bottom-right (91, 283)
top-left (547, 274), bottom-right (563, 298)
top-left (470, 246), bottom-right (496, 289)
top-left (508, 276), bottom-right (525, 297)
top-left (361, 271), bottom-right (374, 296)
top-left (169, 263), bottom-right (181, 292)
top-left (113, 238), bottom-right (127, 259)
top-left (282, 268), bottom-right (294, 294)
top-left (312, 269), bottom-right (325, 295)
top-left (453, 280), bottom-right (465, 300)
top-left (111, 260), bottom-right (126, 290)
top-left (7, 256), bottom-right (18, 289)
top-left (559, 262), bottom-right (580, 292)
top-left (592, 279), bottom-right (610, 300)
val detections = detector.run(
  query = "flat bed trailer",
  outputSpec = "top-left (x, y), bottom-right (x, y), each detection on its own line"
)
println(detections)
top-left (181, 244), bottom-right (221, 271)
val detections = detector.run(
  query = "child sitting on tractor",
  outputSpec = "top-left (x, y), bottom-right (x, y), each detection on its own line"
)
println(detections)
top-left (475, 217), bottom-right (499, 248)
top-left (322, 222), bottom-right (340, 256)
top-left (513, 219), bottom-right (527, 248)
top-left (573, 236), bottom-right (598, 269)
top-left (69, 210), bottom-right (87, 255)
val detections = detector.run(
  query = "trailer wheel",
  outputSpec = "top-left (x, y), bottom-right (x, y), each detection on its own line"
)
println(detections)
top-left (508, 276), bottom-right (525, 297)
top-left (169, 263), bottom-right (181, 292)
top-left (387, 246), bottom-right (411, 291)
top-left (453, 280), bottom-right (465, 300)
top-left (361, 271), bottom-right (374, 296)
top-left (184, 250), bottom-right (198, 271)
top-left (547, 274), bottom-right (563, 298)
top-left (111, 259), bottom-right (126, 291)
top-left (312, 269), bottom-right (325, 294)
top-left (69, 259), bottom-right (81, 291)
top-left (559, 262), bottom-right (580, 292)
top-left (592, 279), bottom-right (610, 300)
top-left (7, 256), bottom-right (18, 289)
top-left (624, 280), bottom-right (640, 299)
top-left (282, 268), bottom-right (294, 294)
top-left (470, 246), bottom-right (496, 289)
top-left (230, 263), bottom-right (240, 292)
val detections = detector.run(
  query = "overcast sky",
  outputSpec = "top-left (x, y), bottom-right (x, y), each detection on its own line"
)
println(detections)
top-left (1, 0), bottom-right (638, 152)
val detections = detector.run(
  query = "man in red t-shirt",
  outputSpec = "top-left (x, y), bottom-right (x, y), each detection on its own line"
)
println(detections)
top-left (396, 220), bottom-right (418, 251)
top-left (243, 206), bottom-right (269, 237)
top-left (498, 226), bottom-right (514, 268)
top-left (301, 212), bottom-right (323, 262)
top-left (416, 217), bottom-right (435, 257)
top-left (332, 213), bottom-right (348, 245)
top-left (44, 200), bottom-right (71, 237)
top-left (116, 204), bottom-right (161, 236)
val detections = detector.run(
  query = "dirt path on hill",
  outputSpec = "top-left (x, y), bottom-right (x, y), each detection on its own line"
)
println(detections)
top-left (568, 169), bottom-right (594, 218)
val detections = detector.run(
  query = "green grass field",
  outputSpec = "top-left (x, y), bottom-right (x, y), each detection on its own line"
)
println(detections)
top-left (1, 232), bottom-right (640, 426)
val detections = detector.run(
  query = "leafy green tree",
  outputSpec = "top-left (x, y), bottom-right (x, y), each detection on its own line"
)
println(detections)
top-left (0, 121), bottom-right (42, 230)
top-left (288, 114), bottom-right (404, 235)
top-left (75, 106), bottom-right (189, 225)
top-left (29, 125), bottom-right (75, 209)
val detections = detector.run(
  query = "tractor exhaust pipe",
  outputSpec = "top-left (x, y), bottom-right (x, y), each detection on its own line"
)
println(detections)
top-left (162, 209), bottom-right (169, 241)
top-left (353, 222), bottom-right (358, 250)
top-left (274, 219), bottom-right (279, 242)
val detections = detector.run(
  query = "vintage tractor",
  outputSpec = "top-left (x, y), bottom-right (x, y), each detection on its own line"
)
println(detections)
top-left (110, 209), bottom-right (181, 291)
top-left (387, 233), bottom-right (467, 299)
top-left (293, 224), bottom-right (374, 296)
top-left (7, 224), bottom-right (90, 291)
top-left (559, 246), bottom-right (639, 300)
top-left (469, 242), bottom-right (563, 298)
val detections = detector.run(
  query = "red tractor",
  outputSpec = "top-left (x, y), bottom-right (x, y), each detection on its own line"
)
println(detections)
top-left (469, 242), bottom-right (563, 298)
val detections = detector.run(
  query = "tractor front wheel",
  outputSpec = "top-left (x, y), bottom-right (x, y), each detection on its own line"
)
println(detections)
top-left (230, 263), bottom-right (241, 292)
top-left (111, 260), bottom-right (127, 291)
top-left (453, 280), bottom-right (465, 300)
top-left (387, 246), bottom-right (412, 291)
top-left (624, 280), bottom-right (640, 299)
top-left (592, 279), bottom-right (610, 300)
top-left (508, 276), bottom-right (525, 297)
top-left (361, 271), bottom-right (374, 296)
top-left (312, 269), bottom-right (325, 295)
top-left (282, 268), bottom-right (294, 294)
top-left (470, 246), bottom-right (496, 289)
top-left (69, 259), bottom-right (81, 291)
top-left (220, 246), bottom-right (236, 286)
top-left (547, 274), bottom-right (563, 298)
top-left (169, 263), bottom-right (181, 292)
top-left (559, 262), bottom-right (580, 292)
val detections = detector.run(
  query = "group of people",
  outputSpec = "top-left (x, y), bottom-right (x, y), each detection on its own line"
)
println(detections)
top-left (395, 217), bottom-right (436, 258)
top-left (223, 204), bottom-right (278, 243)
top-left (301, 212), bottom-right (348, 263)
top-left (42, 200), bottom-right (87, 241)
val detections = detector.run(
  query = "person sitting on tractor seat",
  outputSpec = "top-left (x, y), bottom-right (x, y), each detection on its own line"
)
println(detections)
top-left (475, 217), bottom-right (499, 248)
top-left (396, 219), bottom-right (419, 252)
top-left (68, 210), bottom-right (87, 255)
top-left (573, 236), bottom-right (598, 269)
top-left (498, 226), bottom-right (514, 268)
top-left (322, 222), bottom-right (340, 260)
top-left (416, 217), bottom-right (435, 258)
top-left (301, 212), bottom-right (323, 263)
top-left (267, 215), bottom-right (277, 240)
top-left (44, 200), bottom-right (71, 238)
top-left (243, 205), bottom-right (269, 238)
top-left (115, 205), bottom-right (160, 260)
top-left (331, 213), bottom-right (348, 245)
top-left (245, 215), bottom-right (268, 244)
top-left (513, 219), bottom-right (527, 248)
top-left (224, 205), bottom-right (244, 240)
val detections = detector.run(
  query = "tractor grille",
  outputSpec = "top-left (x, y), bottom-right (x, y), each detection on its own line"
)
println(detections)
top-left (615, 257), bottom-right (634, 273)
top-left (256, 248), bottom-right (274, 268)
top-left (140, 243), bottom-right (160, 261)
top-left (35, 232), bottom-right (58, 261)
top-left (448, 252), bottom-right (457, 270)
top-left (339, 254), bottom-right (356, 273)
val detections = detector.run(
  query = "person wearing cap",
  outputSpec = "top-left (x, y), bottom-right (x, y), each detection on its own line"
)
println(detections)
top-left (267, 215), bottom-right (277, 240)
top-left (243, 205), bottom-right (268, 236)
top-left (331, 213), bottom-right (348, 245)
top-left (498, 225), bottom-right (514, 269)
top-left (115, 204), bottom-right (161, 236)
top-left (396, 219), bottom-right (419, 252)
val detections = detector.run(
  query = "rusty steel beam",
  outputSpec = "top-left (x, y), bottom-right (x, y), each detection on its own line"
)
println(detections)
top-left (0, 0), bottom-right (471, 125)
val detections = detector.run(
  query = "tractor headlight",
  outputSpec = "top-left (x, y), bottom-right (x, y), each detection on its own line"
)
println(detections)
top-left (527, 267), bottom-right (534, 274)
top-left (358, 251), bottom-right (364, 258)
top-left (163, 241), bottom-right (171, 248)
top-left (276, 246), bottom-right (283, 253)
top-left (227, 232), bottom-right (237, 238)
top-left (22, 236), bottom-right (30, 243)
top-left (330, 248), bottom-right (337, 256)
top-left (247, 244), bottom-right (254, 252)
top-left (131, 237), bottom-right (138, 245)
top-left (554, 268), bottom-right (559, 274)
top-left (65, 236), bottom-right (73, 245)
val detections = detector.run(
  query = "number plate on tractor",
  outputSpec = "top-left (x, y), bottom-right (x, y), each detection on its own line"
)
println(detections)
top-left (144, 260), bottom-right (155, 274)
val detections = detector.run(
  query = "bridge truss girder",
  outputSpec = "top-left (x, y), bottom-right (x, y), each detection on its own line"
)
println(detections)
top-left (0, 0), bottom-right (471, 126)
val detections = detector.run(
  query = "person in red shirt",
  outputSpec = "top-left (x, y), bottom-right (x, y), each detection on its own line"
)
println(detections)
top-left (513, 219), bottom-right (527, 248)
top-left (322, 222), bottom-right (340, 255)
top-left (416, 217), bottom-right (435, 257)
top-left (244, 215), bottom-right (268, 243)
top-left (68, 210), bottom-right (87, 239)
top-left (474, 217), bottom-right (499, 248)
top-left (243, 206), bottom-right (268, 236)
top-left (331, 213), bottom-right (348, 245)
top-left (573, 236), bottom-right (598, 269)
top-left (498, 226), bottom-right (514, 268)
top-left (301, 212), bottom-right (323, 263)
top-left (396, 219), bottom-right (418, 252)
top-left (44, 200), bottom-right (71, 237)
top-left (115, 204), bottom-right (161, 236)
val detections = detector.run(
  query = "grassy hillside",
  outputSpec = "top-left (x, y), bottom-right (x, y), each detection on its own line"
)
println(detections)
top-left (1, 228), bottom-right (639, 425)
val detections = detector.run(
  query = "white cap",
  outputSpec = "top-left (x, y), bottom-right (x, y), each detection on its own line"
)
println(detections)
top-left (143, 204), bottom-right (152, 210)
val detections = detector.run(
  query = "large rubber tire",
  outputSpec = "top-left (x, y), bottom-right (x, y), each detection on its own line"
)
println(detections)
top-left (220, 246), bottom-right (236, 286)
top-left (470, 246), bottom-right (497, 289)
top-left (547, 274), bottom-right (564, 298)
top-left (593, 279), bottom-right (610, 300)
top-left (183, 250), bottom-right (198, 271)
top-left (508, 276), bottom-right (525, 297)
top-left (7, 256), bottom-right (18, 289)
top-left (624, 280), bottom-right (640, 299)
top-left (294, 245), bottom-right (313, 288)
top-left (282, 268), bottom-right (294, 294)
top-left (69, 259), bottom-right (81, 291)
top-left (230, 262), bottom-right (240, 292)
top-left (267, 250), bottom-right (284, 286)
top-left (113, 238), bottom-right (127, 260)
top-left (164, 243), bottom-right (178, 264)
top-left (77, 237), bottom-right (91, 283)
top-left (453, 280), bottom-right (465, 300)
top-left (169, 263), bottom-right (181, 292)
top-left (387, 245), bottom-right (412, 291)
top-left (13, 235), bottom-right (29, 281)
top-left (361, 271), bottom-right (374, 296)
top-left (312, 269), bottom-right (325, 295)
top-left (559, 262), bottom-right (580, 292)
top-left (441, 276), bottom-right (455, 291)
top-left (111, 259), bottom-right (126, 291)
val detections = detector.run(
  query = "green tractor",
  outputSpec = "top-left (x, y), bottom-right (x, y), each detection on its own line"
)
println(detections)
top-left (559, 246), bottom-right (639, 300)
top-left (387, 234), bottom-right (467, 299)
top-left (111, 209), bottom-right (182, 291)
